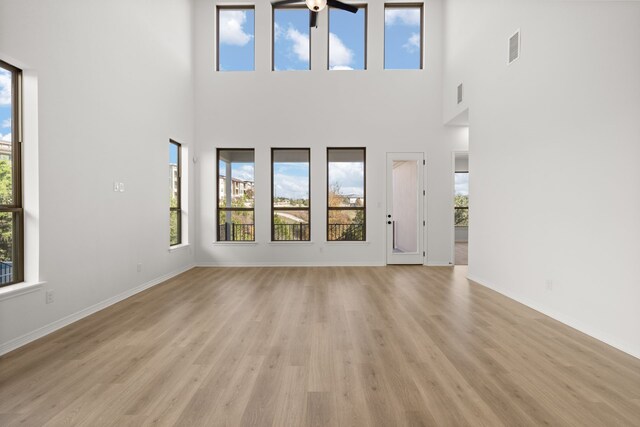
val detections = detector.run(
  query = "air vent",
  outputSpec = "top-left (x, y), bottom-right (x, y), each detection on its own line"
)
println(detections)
top-left (457, 83), bottom-right (463, 104)
top-left (509, 30), bottom-right (520, 64)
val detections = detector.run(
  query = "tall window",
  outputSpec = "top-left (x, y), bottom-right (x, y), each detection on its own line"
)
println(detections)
top-left (273, 6), bottom-right (311, 71)
top-left (217, 6), bottom-right (255, 71)
top-left (217, 149), bottom-right (255, 241)
top-left (454, 171), bottom-right (469, 226)
top-left (169, 141), bottom-right (182, 246)
top-left (384, 4), bottom-right (423, 70)
top-left (328, 5), bottom-right (366, 70)
top-left (0, 60), bottom-right (23, 286)
top-left (327, 148), bottom-right (366, 241)
top-left (272, 148), bottom-right (310, 241)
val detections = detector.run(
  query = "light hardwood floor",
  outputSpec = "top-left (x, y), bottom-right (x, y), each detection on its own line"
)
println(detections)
top-left (1, 266), bottom-right (639, 426)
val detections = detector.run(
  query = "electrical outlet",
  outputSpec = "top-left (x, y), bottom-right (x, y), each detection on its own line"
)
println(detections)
top-left (137, 263), bottom-right (142, 272)
top-left (45, 290), bottom-right (54, 304)
top-left (119, 182), bottom-right (125, 192)
top-left (545, 279), bottom-right (553, 291)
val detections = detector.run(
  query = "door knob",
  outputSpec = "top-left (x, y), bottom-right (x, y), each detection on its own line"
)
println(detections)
top-left (387, 214), bottom-right (391, 218)
top-left (387, 221), bottom-right (392, 224)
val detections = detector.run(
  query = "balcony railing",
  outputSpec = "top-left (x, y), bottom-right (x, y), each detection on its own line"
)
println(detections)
top-left (0, 261), bottom-right (13, 284)
top-left (328, 223), bottom-right (365, 241)
top-left (217, 223), bottom-right (367, 241)
top-left (273, 223), bottom-right (310, 241)
top-left (218, 223), bottom-right (255, 241)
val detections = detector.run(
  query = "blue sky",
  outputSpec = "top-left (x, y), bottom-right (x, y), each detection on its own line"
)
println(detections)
top-left (273, 9), bottom-right (310, 71)
top-left (217, 158), bottom-right (364, 201)
top-left (274, 162), bottom-right (309, 200)
top-left (384, 7), bottom-right (422, 69)
top-left (329, 7), bottom-right (365, 70)
top-left (218, 9), bottom-right (255, 71)
top-left (215, 159), bottom-right (362, 201)
top-left (218, 160), bottom-right (255, 182)
top-left (218, 6), bottom-right (420, 71)
top-left (169, 143), bottom-right (178, 164)
top-left (0, 68), bottom-right (12, 143)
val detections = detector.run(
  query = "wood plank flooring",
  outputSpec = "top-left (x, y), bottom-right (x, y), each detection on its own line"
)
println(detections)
top-left (1, 266), bottom-right (639, 426)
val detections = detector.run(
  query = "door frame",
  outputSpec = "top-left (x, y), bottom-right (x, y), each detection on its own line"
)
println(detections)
top-left (386, 152), bottom-right (425, 265)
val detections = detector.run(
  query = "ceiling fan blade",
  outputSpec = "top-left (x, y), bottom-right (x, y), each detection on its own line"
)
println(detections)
top-left (327, 0), bottom-right (358, 14)
top-left (310, 11), bottom-right (318, 28)
top-left (272, 0), bottom-right (304, 6)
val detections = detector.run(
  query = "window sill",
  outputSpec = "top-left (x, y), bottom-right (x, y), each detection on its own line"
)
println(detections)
top-left (0, 281), bottom-right (46, 302)
top-left (168, 243), bottom-right (190, 252)
top-left (268, 241), bottom-right (314, 245)
top-left (324, 241), bottom-right (371, 245)
top-left (213, 241), bottom-right (258, 245)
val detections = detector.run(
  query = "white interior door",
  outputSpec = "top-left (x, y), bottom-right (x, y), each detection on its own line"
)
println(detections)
top-left (386, 153), bottom-right (424, 264)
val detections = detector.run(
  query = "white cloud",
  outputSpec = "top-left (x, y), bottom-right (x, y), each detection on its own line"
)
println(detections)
top-left (1, 118), bottom-right (10, 129)
top-left (385, 9), bottom-right (421, 26)
top-left (219, 10), bottom-right (253, 46)
top-left (232, 164), bottom-right (255, 181)
top-left (274, 173), bottom-right (309, 200)
top-left (273, 163), bottom-right (309, 199)
top-left (286, 27), bottom-right (309, 62)
top-left (0, 132), bottom-right (11, 143)
top-left (0, 70), bottom-right (11, 105)
top-left (274, 22), bottom-right (283, 42)
top-left (455, 173), bottom-right (469, 196)
top-left (403, 33), bottom-right (421, 52)
top-left (329, 162), bottom-right (364, 197)
top-left (329, 33), bottom-right (354, 70)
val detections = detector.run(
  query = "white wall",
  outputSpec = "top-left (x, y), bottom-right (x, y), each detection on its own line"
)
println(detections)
top-left (455, 153), bottom-right (468, 172)
top-left (0, 0), bottom-right (195, 353)
top-left (194, 0), bottom-right (468, 266)
top-left (444, 0), bottom-right (640, 357)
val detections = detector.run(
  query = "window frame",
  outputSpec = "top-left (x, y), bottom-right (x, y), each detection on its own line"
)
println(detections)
top-left (271, 147), bottom-right (311, 241)
top-left (383, 2), bottom-right (424, 70)
top-left (216, 148), bottom-right (256, 242)
top-left (326, 147), bottom-right (366, 242)
top-left (327, 4), bottom-right (368, 71)
top-left (169, 140), bottom-right (182, 246)
top-left (0, 59), bottom-right (24, 287)
top-left (216, 5), bottom-right (256, 72)
top-left (272, 4), bottom-right (312, 72)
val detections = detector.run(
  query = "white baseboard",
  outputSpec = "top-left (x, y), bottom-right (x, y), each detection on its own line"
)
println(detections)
top-left (0, 263), bottom-right (195, 357)
top-left (467, 274), bottom-right (640, 360)
top-left (196, 261), bottom-right (385, 267)
top-left (425, 261), bottom-right (453, 267)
